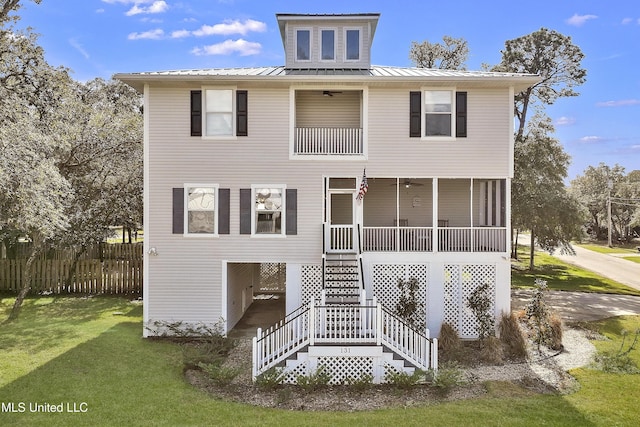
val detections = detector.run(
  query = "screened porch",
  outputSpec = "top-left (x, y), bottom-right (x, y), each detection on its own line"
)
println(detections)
top-left (361, 178), bottom-right (507, 253)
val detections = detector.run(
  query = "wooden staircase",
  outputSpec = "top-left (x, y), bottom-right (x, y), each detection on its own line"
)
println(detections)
top-left (323, 253), bottom-right (362, 304)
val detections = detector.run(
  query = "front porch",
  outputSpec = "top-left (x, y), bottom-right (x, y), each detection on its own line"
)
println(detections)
top-left (325, 177), bottom-right (509, 253)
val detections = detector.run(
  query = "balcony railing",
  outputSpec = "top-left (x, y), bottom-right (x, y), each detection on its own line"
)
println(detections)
top-left (294, 127), bottom-right (363, 155)
top-left (362, 226), bottom-right (506, 252)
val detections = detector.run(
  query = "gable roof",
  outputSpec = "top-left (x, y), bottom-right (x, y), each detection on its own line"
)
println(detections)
top-left (115, 65), bottom-right (540, 93)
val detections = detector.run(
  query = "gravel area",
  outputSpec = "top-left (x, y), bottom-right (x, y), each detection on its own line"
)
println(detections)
top-left (186, 324), bottom-right (599, 411)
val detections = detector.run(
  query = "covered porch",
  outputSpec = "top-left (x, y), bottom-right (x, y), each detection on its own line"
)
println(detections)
top-left (325, 177), bottom-right (508, 253)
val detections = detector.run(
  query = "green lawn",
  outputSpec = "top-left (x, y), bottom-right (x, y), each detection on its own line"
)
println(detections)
top-left (1, 295), bottom-right (640, 426)
top-left (623, 256), bottom-right (640, 264)
top-left (576, 243), bottom-right (638, 255)
top-left (512, 246), bottom-right (640, 296)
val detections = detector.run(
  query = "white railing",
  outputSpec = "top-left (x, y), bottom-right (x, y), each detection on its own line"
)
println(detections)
top-left (439, 227), bottom-right (506, 252)
top-left (326, 224), bottom-right (355, 252)
top-left (362, 226), bottom-right (505, 252)
top-left (295, 127), bottom-right (363, 155)
top-left (252, 300), bottom-right (438, 380)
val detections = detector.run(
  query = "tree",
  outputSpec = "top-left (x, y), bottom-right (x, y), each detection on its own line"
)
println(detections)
top-left (511, 112), bottom-right (583, 268)
top-left (493, 28), bottom-right (587, 141)
top-left (409, 35), bottom-right (469, 70)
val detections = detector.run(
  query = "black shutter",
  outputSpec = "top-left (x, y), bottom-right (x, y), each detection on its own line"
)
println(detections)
top-left (190, 90), bottom-right (202, 137)
top-left (409, 91), bottom-right (422, 137)
top-left (236, 90), bottom-right (248, 137)
top-left (218, 189), bottom-right (230, 234)
top-left (456, 91), bottom-right (467, 138)
top-left (286, 189), bottom-right (297, 235)
top-left (239, 189), bottom-right (251, 234)
top-left (172, 188), bottom-right (184, 234)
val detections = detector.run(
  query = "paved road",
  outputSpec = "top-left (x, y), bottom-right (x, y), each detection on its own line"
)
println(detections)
top-left (553, 245), bottom-right (640, 291)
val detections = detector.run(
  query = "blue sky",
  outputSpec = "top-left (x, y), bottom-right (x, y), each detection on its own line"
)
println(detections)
top-left (17, 0), bottom-right (640, 180)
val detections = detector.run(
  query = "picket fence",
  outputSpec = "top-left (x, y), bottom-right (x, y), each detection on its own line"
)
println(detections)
top-left (0, 244), bottom-right (143, 294)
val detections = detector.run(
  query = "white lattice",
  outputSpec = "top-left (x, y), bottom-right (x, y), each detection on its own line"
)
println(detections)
top-left (318, 357), bottom-right (374, 384)
top-left (301, 265), bottom-right (322, 303)
top-left (282, 360), bottom-right (308, 384)
top-left (443, 264), bottom-right (496, 339)
top-left (371, 264), bottom-right (428, 317)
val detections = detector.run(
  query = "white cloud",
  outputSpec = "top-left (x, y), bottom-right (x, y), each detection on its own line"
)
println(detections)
top-left (126, 1), bottom-right (168, 16)
top-left (566, 13), bottom-right (598, 27)
top-left (69, 38), bottom-right (90, 59)
top-left (579, 136), bottom-right (605, 143)
top-left (192, 19), bottom-right (267, 37)
top-left (596, 99), bottom-right (640, 107)
top-left (128, 28), bottom-right (164, 40)
top-left (555, 116), bottom-right (575, 126)
top-left (171, 29), bottom-right (191, 39)
top-left (191, 39), bottom-right (262, 56)
top-left (621, 17), bottom-right (634, 25)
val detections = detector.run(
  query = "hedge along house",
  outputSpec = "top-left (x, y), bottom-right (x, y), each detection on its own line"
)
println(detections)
top-left (116, 12), bottom-right (539, 384)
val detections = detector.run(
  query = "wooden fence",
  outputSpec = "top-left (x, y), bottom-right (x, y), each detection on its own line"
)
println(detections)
top-left (0, 244), bottom-right (143, 295)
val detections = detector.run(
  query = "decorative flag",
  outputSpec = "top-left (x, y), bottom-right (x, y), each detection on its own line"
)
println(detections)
top-left (356, 168), bottom-right (368, 201)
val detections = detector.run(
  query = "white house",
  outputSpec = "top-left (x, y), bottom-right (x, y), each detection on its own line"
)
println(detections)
top-left (116, 13), bottom-right (539, 383)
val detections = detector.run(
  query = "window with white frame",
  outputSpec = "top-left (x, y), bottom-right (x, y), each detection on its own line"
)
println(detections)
top-left (424, 90), bottom-right (453, 137)
top-left (345, 29), bottom-right (360, 61)
top-left (186, 186), bottom-right (217, 234)
top-left (253, 187), bottom-right (284, 235)
top-left (296, 29), bottom-right (311, 61)
top-left (205, 89), bottom-right (233, 136)
top-left (321, 29), bottom-right (335, 61)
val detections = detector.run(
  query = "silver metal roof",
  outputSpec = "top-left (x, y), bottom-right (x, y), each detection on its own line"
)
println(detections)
top-left (115, 65), bottom-right (540, 92)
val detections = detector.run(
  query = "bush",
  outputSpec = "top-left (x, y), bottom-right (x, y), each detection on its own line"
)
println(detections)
top-left (499, 312), bottom-right (528, 360)
top-left (467, 283), bottom-right (495, 340)
top-left (594, 328), bottom-right (640, 373)
top-left (479, 335), bottom-right (504, 365)
top-left (548, 313), bottom-right (564, 351)
top-left (296, 365), bottom-right (332, 392)
top-left (255, 366), bottom-right (285, 390)
top-left (384, 365), bottom-right (425, 389)
top-left (198, 362), bottom-right (241, 386)
top-left (431, 362), bottom-right (465, 395)
top-left (438, 322), bottom-right (466, 363)
top-left (344, 373), bottom-right (374, 391)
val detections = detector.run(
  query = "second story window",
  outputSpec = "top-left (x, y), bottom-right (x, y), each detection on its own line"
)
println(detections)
top-left (345, 29), bottom-right (360, 61)
top-left (187, 186), bottom-right (217, 234)
top-left (321, 29), bottom-right (335, 60)
top-left (424, 90), bottom-right (453, 137)
top-left (296, 29), bottom-right (310, 61)
top-left (205, 89), bottom-right (233, 136)
top-left (254, 187), bottom-right (284, 235)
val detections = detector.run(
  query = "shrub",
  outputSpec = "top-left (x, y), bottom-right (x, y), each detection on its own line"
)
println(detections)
top-left (525, 279), bottom-right (561, 352)
top-left (431, 362), bottom-right (465, 395)
top-left (548, 312), bottom-right (564, 351)
top-left (344, 373), bottom-right (374, 391)
top-left (467, 283), bottom-right (495, 340)
top-left (499, 312), bottom-right (528, 360)
top-left (197, 362), bottom-right (241, 386)
top-left (438, 322), bottom-right (465, 363)
top-left (479, 335), bottom-right (504, 365)
top-left (395, 277), bottom-right (426, 333)
top-left (384, 365), bottom-right (425, 389)
top-left (296, 365), bottom-right (332, 392)
top-left (255, 366), bottom-right (285, 390)
top-left (594, 328), bottom-right (640, 373)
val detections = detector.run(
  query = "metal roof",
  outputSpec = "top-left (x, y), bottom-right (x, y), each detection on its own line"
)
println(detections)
top-left (115, 65), bottom-right (540, 92)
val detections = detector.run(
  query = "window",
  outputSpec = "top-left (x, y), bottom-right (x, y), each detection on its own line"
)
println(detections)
top-left (424, 90), bottom-right (452, 137)
top-left (205, 89), bottom-right (233, 136)
top-left (187, 186), bottom-right (217, 234)
top-left (254, 187), bottom-right (284, 235)
top-left (410, 90), bottom-right (467, 138)
top-left (321, 29), bottom-right (335, 61)
top-left (296, 29), bottom-right (310, 61)
top-left (345, 29), bottom-right (360, 61)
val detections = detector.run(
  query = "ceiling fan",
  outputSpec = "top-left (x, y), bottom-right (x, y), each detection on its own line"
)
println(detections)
top-left (392, 179), bottom-right (425, 188)
top-left (322, 90), bottom-right (343, 97)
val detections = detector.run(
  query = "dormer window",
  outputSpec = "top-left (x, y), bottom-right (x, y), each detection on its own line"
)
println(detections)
top-left (321, 29), bottom-right (335, 61)
top-left (345, 29), bottom-right (360, 61)
top-left (296, 29), bottom-right (311, 61)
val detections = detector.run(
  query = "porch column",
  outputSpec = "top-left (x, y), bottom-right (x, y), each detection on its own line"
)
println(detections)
top-left (433, 178), bottom-right (439, 252)
top-left (505, 178), bottom-right (512, 255)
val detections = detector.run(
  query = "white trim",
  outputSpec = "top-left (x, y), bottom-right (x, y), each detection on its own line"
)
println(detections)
top-left (183, 183), bottom-right (220, 237)
top-left (344, 27), bottom-right (362, 62)
top-left (508, 86), bottom-right (515, 178)
top-left (142, 83), bottom-right (150, 337)
top-left (221, 260), bottom-right (228, 334)
top-left (294, 27), bottom-right (312, 62)
top-left (251, 184), bottom-right (287, 238)
top-left (319, 28), bottom-right (337, 62)
top-left (202, 86), bottom-right (237, 139)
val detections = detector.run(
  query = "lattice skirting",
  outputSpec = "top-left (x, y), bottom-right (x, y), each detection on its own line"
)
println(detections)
top-left (370, 263), bottom-right (428, 317)
top-left (300, 264), bottom-right (322, 303)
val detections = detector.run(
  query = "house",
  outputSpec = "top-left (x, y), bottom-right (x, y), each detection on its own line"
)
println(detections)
top-left (115, 12), bottom-right (539, 383)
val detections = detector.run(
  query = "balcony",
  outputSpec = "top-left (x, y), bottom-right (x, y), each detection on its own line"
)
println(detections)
top-left (295, 127), bottom-right (363, 155)
top-left (361, 226), bottom-right (506, 252)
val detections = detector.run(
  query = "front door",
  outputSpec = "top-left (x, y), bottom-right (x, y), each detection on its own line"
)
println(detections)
top-left (328, 190), bottom-right (355, 252)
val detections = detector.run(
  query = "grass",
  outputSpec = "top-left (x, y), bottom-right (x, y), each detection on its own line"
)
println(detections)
top-left (511, 245), bottom-right (640, 296)
top-left (1, 295), bottom-right (640, 426)
top-left (576, 244), bottom-right (637, 255)
top-left (623, 257), bottom-right (640, 264)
